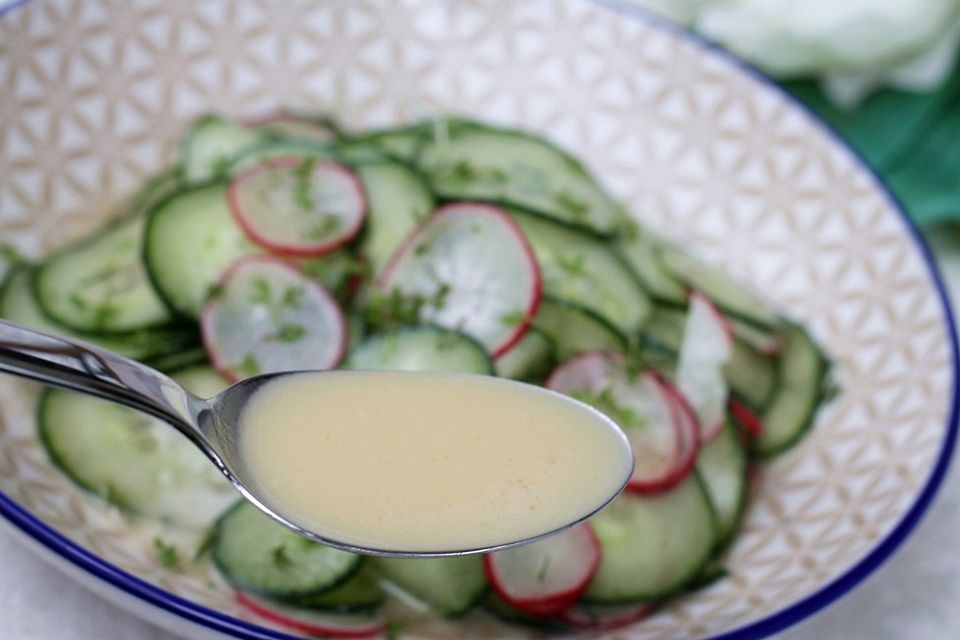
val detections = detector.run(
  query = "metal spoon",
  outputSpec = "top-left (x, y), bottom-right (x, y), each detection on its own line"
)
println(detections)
top-left (0, 319), bottom-right (632, 557)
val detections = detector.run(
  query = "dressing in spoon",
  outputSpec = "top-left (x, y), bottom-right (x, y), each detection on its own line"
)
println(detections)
top-left (0, 320), bottom-right (632, 556)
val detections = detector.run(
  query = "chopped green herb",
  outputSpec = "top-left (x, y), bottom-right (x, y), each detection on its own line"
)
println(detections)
top-left (305, 215), bottom-right (341, 241)
top-left (193, 529), bottom-right (215, 562)
top-left (570, 385), bottom-right (642, 429)
top-left (293, 157), bottom-right (317, 211)
top-left (235, 353), bottom-right (261, 378)
top-left (385, 621), bottom-right (406, 640)
top-left (499, 309), bottom-right (526, 327)
top-left (362, 289), bottom-right (425, 329)
top-left (92, 303), bottom-right (119, 330)
top-left (68, 292), bottom-right (88, 310)
top-left (276, 323), bottom-right (306, 342)
top-left (557, 254), bottom-right (587, 278)
top-left (536, 554), bottom-right (552, 583)
top-left (414, 242), bottom-right (431, 257)
top-left (271, 544), bottom-right (292, 569)
top-left (250, 277), bottom-right (271, 305)
top-left (430, 282), bottom-right (451, 310)
top-left (153, 537), bottom-right (179, 569)
top-left (99, 482), bottom-right (130, 510)
top-left (554, 192), bottom-right (589, 219)
top-left (281, 285), bottom-right (304, 309)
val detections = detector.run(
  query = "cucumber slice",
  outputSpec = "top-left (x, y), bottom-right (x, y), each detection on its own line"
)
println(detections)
top-left (481, 593), bottom-right (570, 632)
top-left (34, 215), bottom-right (174, 334)
top-left (289, 571), bottom-right (385, 613)
top-left (144, 183), bottom-right (260, 318)
top-left (509, 210), bottom-right (650, 334)
top-left (373, 556), bottom-right (486, 618)
top-left (144, 346), bottom-right (209, 374)
top-left (697, 421), bottom-right (748, 543)
top-left (342, 124), bottom-right (429, 162)
top-left (583, 473), bottom-right (717, 603)
top-left (657, 246), bottom-right (779, 329)
top-left (416, 121), bottom-right (626, 236)
top-left (0, 267), bottom-right (198, 361)
top-left (380, 203), bottom-right (541, 358)
top-left (751, 324), bottom-right (828, 457)
top-left (534, 298), bottom-right (626, 361)
top-left (676, 293), bottom-right (733, 442)
top-left (616, 230), bottom-right (687, 305)
top-left (38, 365), bottom-right (233, 528)
top-left (229, 158), bottom-right (366, 257)
top-left (252, 111), bottom-right (339, 144)
top-left (724, 338), bottom-right (776, 410)
top-left (182, 115), bottom-right (267, 183)
top-left (343, 326), bottom-right (493, 374)
top-left (494, 328), bottom-right (555, 382)
top-left (213, 501), bottom-right (361, 598)
top-left (642, 305), bottom-right (686, 354)
top-left (356, 160), bottom-right (435, 276)
top-left (201, 256), bottom-right (347, 381)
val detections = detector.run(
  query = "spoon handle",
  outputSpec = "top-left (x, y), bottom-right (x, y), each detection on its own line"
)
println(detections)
top-left (0, 319), bottom-right (202, 436)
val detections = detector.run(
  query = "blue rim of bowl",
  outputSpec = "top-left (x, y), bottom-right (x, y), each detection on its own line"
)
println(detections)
top-left (0, 1), bottom-right (957, 638)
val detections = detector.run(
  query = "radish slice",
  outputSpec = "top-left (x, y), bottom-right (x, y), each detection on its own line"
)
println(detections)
top-left (729, 396), bottom-right (765, 440)
top-left (484, 524), bottom-right (600, 617)
top-left (559, 601), bottom-right (655, 630)
top-left (379, 203), bottom-right (541, 358)
top-left (677, 292), bottom-right (733, 443)
top-left (236, 591), bottom-right (385, 638)
top-left (546, 352), bottom-right (699, 494)
top-left (201, 256), bottom-right (347, 382)
top-left (229, 157), bottom-right (366, 257)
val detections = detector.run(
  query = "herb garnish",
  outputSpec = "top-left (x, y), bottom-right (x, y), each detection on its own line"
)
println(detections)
top-left (153, 537), bottom-right (180, 569)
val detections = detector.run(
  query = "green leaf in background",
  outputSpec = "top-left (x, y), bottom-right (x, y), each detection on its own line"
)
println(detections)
top-left (783, 53), bottom-right (960, 227)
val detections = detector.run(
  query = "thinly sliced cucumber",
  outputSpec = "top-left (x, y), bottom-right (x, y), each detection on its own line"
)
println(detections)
top-left (658, 246), bottom-right (778, 329)
top-left (145, 346), bottom-right (209, 374)
top-left (230, 139), bottom-right (384, 174)
top-left (534, 298), bottom-right (626, 361)
top-left (236, 591), bottom-right (385, 638)
top-left (676, 293), bottom-right (733, 442)
top-left (341, 124), bottom-right (429, 162)
top-left (182, 115), bottom-right (267, 183)
top-left (380, 203), bottom-right (541, 358)
top-left (201, 257), bottom-right (346, 381)
top-left (484, 523), bottom-right (599, 616)
top-left (38, 365), bottom-right (233, 528)
top-left (509, 210), bottom-right (650, 334)
top-left (144, 183), bottom-right (260, 318)
top-left (343, 326), bottom-right (493, 374)
top-left (724, 339), bottom-right (776, 410)
top-left (289, 571), bottom-right (385, 613)
top-left (751, 324), bottom-right (828, 457)
top-left (251, 110), bottom-right (339, 144)
top-left (494, 328), bottom-right (555, 382)
top-left (373, 556), bottom-right (486, 618)
top-left (642, 305), bottom-right (686, 354)
top-left (416, 121), bottom-right (626, 236)
top-left (729, 316), bottom-right (783, 354)
top-left (697, 421), bottom-right (748, 543)
top-left (617, 230), bottom-right (687, 305)
top-left (229, 158), bottom-right (367, 257)
top-left (356, 160), bottom-right (435, 276)
top-left (34, 215), bottom-right (173, 334)
top-left (1, 267), bottom-right (198, 361)
top-left (481, 593), bottom-right (570, 632)
top-left (583, 473), bottom-right (717, 603)
top-left (213, 501), bottom-right (361, 598)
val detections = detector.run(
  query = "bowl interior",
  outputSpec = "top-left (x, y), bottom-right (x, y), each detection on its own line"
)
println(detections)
top-left (0, 1), bottom-right (955, 638)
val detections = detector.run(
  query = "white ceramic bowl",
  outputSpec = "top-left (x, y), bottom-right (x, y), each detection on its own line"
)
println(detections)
top-left (0, 1), bottom-right (956, 638)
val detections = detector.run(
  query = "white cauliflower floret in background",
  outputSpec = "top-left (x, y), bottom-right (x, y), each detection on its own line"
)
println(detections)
top-left (624, 0), bottom-right (960, 106)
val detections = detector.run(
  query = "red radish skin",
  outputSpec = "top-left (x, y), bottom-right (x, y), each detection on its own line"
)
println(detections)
top-left (484, 524), bottom-right (601, 617)
top-left (229, 157), bottom-right (367, 258)
top-left (379, 202), bottom-right (542, 359)
top-left (201, 256), bottom-right (347, 383)
top-left (729, 397), bottom-right (765, 441)
top-left (236, 592), bottom-right (385, 638)
top-left (628, 375), bottom-right (699, 495)
top-left (558, 601), bottom-right (656, 630)
top-left (546, 352), bottom-right (699, 495)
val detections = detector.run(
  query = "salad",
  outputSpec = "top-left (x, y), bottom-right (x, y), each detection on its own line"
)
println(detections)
top-left (0, 111), bottom-right (833, 637)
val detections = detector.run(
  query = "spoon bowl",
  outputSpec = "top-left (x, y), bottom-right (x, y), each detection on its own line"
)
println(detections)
top-left (0, 319), bottom-right (632, 557)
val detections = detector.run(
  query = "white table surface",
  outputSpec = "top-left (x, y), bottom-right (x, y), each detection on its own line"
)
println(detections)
top-left (2, 237), bottom-right (959, 640)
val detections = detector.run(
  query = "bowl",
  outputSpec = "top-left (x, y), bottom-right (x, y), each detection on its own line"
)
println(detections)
top-left (0, 1), bottom-right (956, 638)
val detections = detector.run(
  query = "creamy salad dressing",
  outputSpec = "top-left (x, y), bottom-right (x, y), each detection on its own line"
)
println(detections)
top-left (239, 371), bottom-right (632, 552)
